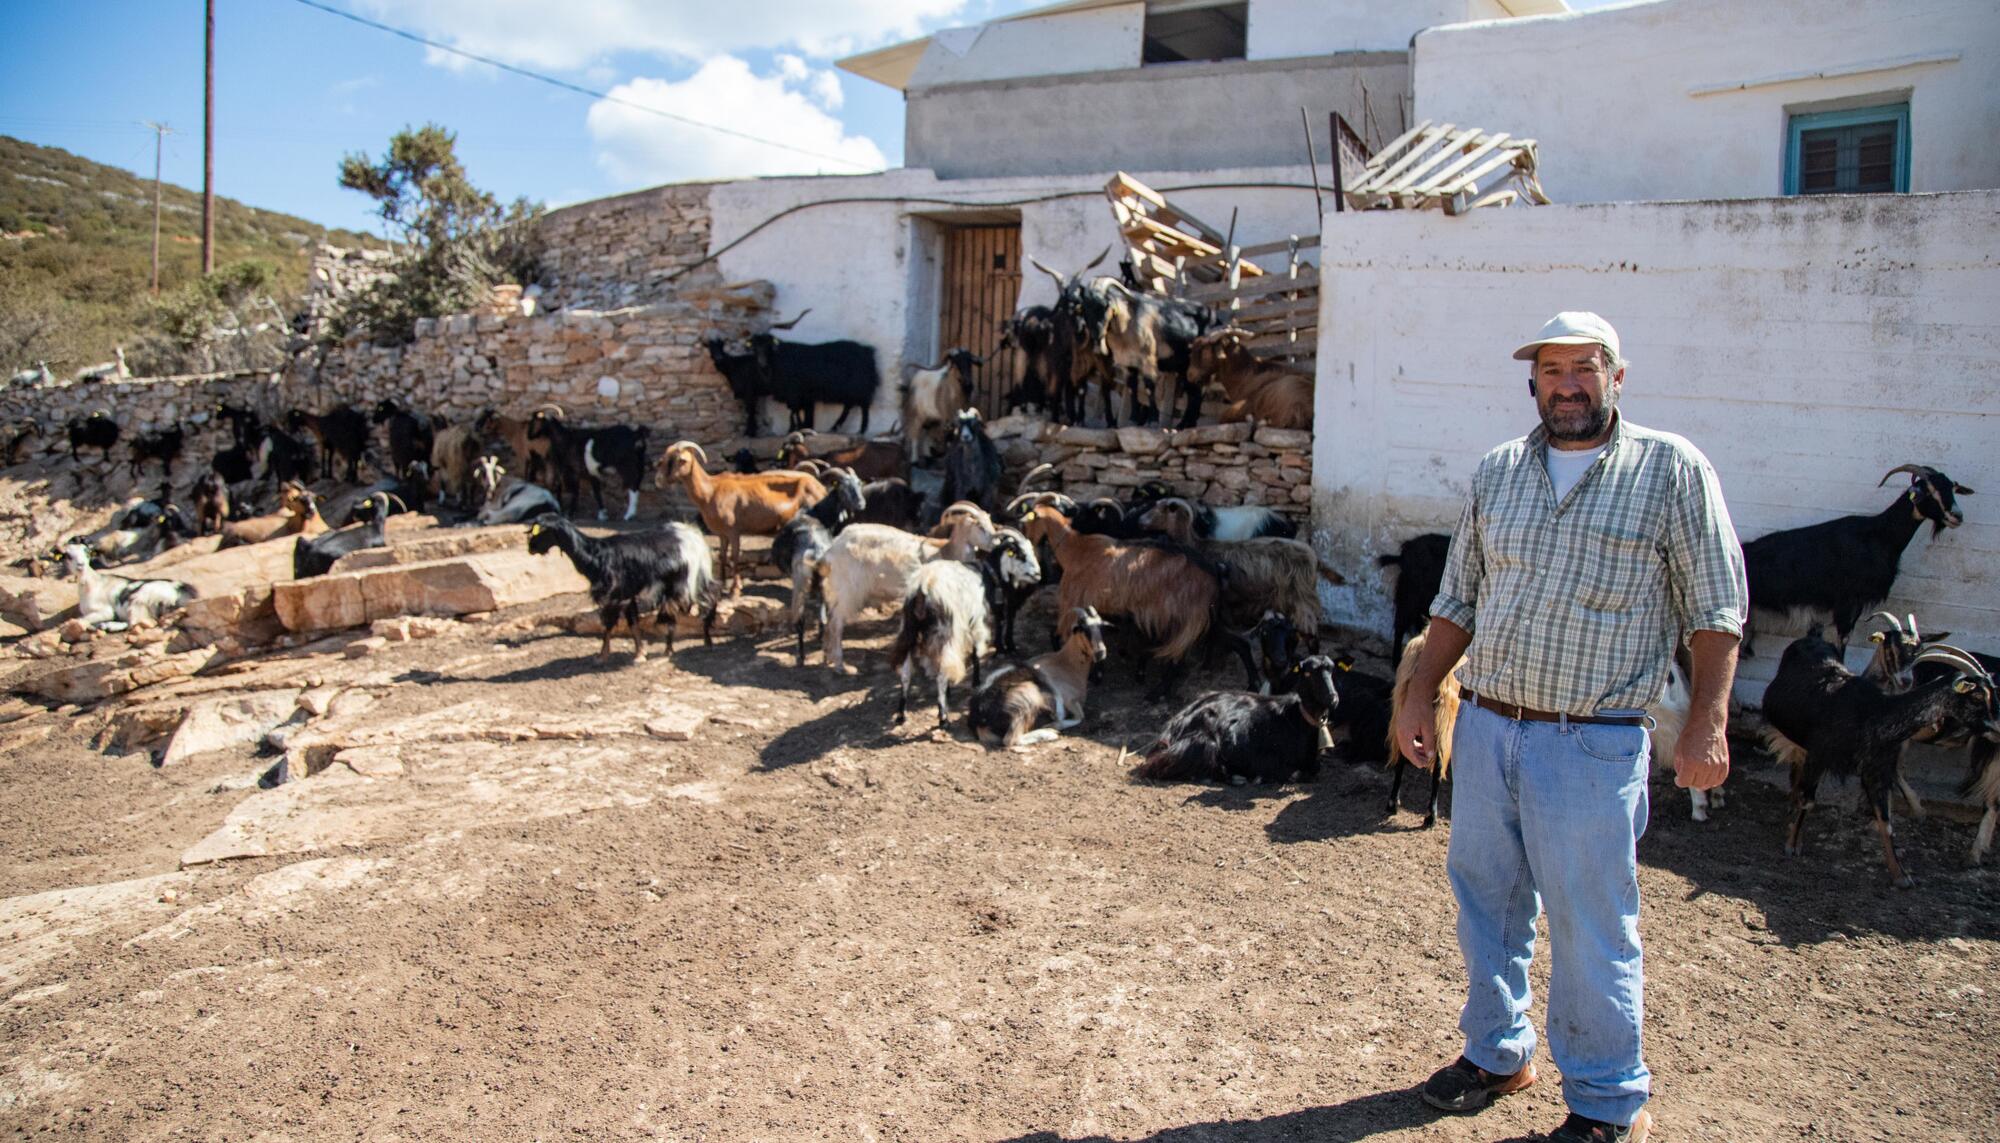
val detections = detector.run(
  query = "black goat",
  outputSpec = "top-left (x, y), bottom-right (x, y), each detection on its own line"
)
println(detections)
top-left (941, 409), bottom-right (1003, 512)
top-left (216, 403), bottom-right (262, 446)
top-left (292, 493), bottom-right (403, 579)
top-left (1378, 533), bottom-right (1452, 666)
top-left (526, 513), bottom-right (717, 662)
top-left (285, 405), bottom-right (368, 483)
top-left (997, 306), bottom-right (1056, 415)
top-left (256, 426), bottom-right (316, 487)
top-left (67, 411), bottom-right (119, 462)
top-left (703, 333), bottom-right (780, 438)
top-left (1130, 655), bottom-right (1341, 785)
top-left (1741, 464), bottom-right (1972, 656)
top-left (977, 527), bottom-right (1043, 656)
top-left (770, 469), bottom-right (866, 665)
top-left (526, 409), bottom-right (651, 521)
top-left (127, 426), bottom-right (182, 477)
top-left (851, 476), bottom-right (924, 531)
top-left (1329, 654), bottom-right (1394, 765)
top-left (372, 399), bottom-right (435, 482)
top-left (729, 448), bottom-right (760, 474)
top-left (750, 314), bottom-right (881, 434)
top-left (1763, 629), bottom-right (1998, 887)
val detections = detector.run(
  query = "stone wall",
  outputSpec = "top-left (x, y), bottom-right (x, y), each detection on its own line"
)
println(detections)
top-left (533, 182), bottom-right (720, 311)
top-left (0, 371), bottom-right (283, 444)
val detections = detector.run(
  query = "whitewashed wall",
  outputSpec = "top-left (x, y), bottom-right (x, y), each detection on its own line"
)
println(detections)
top-left (1310, 191), bottom-right (2000, 701)
top-left (908, 3), bottom-right (1142, 87)
top-left (707, 165), bottom-right (1324, 430)
top-left (1415, 0), bottom-right (2000, 203)
top-left (1247, 0), bottom-right (1518, 59)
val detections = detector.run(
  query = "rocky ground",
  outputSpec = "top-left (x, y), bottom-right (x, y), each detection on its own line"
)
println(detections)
top-left (0, 465), bottom-right (1995, 1141)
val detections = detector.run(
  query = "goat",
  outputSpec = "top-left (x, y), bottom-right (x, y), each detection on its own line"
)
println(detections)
top-left (942, 408), bottom-right (1004, 513)
top-left (74, 347), bottom-right (129, 382)
top-left (3, 418), bottom-right (41, 465)
top-left (66, 411), bottom-right (119, 463)
top-left (472, 456), bottom-right (561, 526)
top-left (255, 426), bottom-right (315, 487)
top-left (474, 407), bottom-right (550, 485)
top-left (1186, 327), bottom-right (1314, 430)
top-left (373, 399), bottom-right (435, 487)
top-left (209, 402), bottom-right (265, 483)
top-left (1096, 284), bottom-right (1216, 428)
top-left (702, 331), bottom-right (782, 438)
top-left (526, 406), bottom-right (650, 521)
top-left (285, 405), bottom-right (368, 483)
top-left (1017, 499), bottom-right (1222, 703)
top-left (63, 543), bottom-right (194, 631)
top-left (9, 361), bottom-right (52, 387)
top-left (323, 473), bottom-right (428, 528)
top-left (1327, 654), bottom-right (1395, 765)
top-left (890, 559), bottom-right (993, 726)
top-left (192, 472), bottom-right (229, 536)
top-left (1137, 497), bottom-right (1342, 634)
top-left (901, 349), bottom-right (982, 460)
top-left (430, 421), bottom-right (484, 511)
top-left (771, 468), bottom-right (867, 665)
top-left (997, 307), bottom-right (1056, 415)
top-left (778, 429), bottom-right (906, 482)
top-left (127, 426), bottom-right (182, 477)
top-left (1763, 630), bottom-right (1998, 887)
top-left (851, 476), bottom-right (925, 531)
top-left (749, 313), bottom-right (881, 435)
top-left (655, 440), bottom-right (824, 597)
top-left (978, 527), bottom-right (1043, 656)
top-left (1132, 655), bottom-right (1341, 784)
top-left (1740, 464), bottom-right (1972, 656)
top-left (1378, 533), bottom-right (1452, 666)
top-left (217, 481), bottom-right (326, 549)
top-left (80, 511), bottom-right (190, 568)
top-left (527, 513), bottom-right (717, 662)
top-left (729, 448), bottom-right (760, 474)
top-left (1385, 624), bottom-right (1466, 828)
top-left (292, 494), bottom-right (403, 580)
top-left (968, 607), bottom-right (1110, 748)
top-left (804, 505), bottom-right (997, 673)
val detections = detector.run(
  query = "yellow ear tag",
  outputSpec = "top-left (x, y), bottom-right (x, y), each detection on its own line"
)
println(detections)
top-left (1318, 725), bottom-right (1335, 749)
top-left (1870, 632), bottom-right (1885, 643)
top-left (1338, 662), bottom-right (1352, 672)
top-left (529, 524), bottom-right (541, 536)
top-left (1955, 679), bottom-right (1977, 694)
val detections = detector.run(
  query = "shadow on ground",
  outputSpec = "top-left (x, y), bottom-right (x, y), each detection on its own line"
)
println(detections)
top-left (993, 1085), bottom-right (1489, 1141)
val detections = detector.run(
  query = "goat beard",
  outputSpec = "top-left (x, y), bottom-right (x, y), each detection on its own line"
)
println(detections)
top-left (1540, 385), bottom-right (1617, 443)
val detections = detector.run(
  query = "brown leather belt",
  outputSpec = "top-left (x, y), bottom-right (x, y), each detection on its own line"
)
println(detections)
top-left (1462, 690), bottom-right (1648, 727)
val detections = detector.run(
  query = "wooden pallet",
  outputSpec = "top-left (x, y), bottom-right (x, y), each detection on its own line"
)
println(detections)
top-left (1342, 119), bottom-right (1550, 215)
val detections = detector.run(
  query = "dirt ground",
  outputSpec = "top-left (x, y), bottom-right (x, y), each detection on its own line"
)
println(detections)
top-left (1, 567), bottom-right (1996, 1143)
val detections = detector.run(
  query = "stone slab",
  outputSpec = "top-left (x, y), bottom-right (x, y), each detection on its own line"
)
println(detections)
top-left (160, 689), bottom-right (301, 767)
top-left (271, 549), bottom-right (588, 634)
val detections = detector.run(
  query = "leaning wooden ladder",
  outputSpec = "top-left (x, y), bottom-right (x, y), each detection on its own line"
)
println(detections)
top-left (1342, 120), bottom-right (1551, 214)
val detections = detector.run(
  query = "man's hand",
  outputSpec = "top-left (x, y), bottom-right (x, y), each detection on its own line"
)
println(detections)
top-left (1395, 698), bottom-right (1437, 769)
top-left (1673, 715), bottom-right (1729, 791)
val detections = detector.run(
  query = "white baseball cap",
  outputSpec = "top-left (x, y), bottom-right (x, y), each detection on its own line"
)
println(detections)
top-left (1513, 311), bottom-right (1621, 362)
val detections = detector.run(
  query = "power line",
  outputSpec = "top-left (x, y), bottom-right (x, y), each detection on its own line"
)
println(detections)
top-left (286, 0), bottom-right (874, 171)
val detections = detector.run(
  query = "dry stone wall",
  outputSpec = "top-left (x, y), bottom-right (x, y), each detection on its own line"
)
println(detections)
top-left (533, 182), bottom-right (719, 311)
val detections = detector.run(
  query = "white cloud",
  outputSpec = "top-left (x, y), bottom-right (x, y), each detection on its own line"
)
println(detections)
top-left (352, 0), bottom-right (975, 72)
top-left (586, 57), bottom-right (887, 187)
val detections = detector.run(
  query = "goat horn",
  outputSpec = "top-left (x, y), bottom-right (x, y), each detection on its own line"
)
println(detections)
top-left (766, 308), bottom-right (812, 331)
top-left (1868, 610), bottom-right (1905, 635)
top-left (668, 440), bottom-right (708, 465)
top-left (531, 402), bottom-right (567, 419)
top-left (1908, 613), bottom-right (1920, 640)
top-left (1014, 462), bottom-right (1057, 495)
top-left (1027, 256), bottom-right (1069, 290)
top-left (1911, 645), bottom-right (1993, 682)
top-left (381, 493), bottom-right (409, 515)
top-left (1080, 245), bottom-right (1112, 274)
top-left (1878, 463), bottom-right (1938, 486)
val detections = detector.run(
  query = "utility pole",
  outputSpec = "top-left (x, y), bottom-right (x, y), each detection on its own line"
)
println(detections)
top-left (143, 121), bottom-right (174, 293)
top-left (201, 0), bottom-right (215, 276)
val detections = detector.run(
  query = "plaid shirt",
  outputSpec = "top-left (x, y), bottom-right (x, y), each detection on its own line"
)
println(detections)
top-left (1430, 413), bottom-right (1747, 715)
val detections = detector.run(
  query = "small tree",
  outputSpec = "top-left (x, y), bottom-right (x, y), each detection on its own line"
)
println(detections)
top-left (331, 123), bottom-right (542, 343)
top-left (138, 259), bottom-right (288, 374)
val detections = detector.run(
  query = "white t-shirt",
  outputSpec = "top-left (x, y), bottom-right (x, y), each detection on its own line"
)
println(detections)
top-left (1545, 442), bottom-right (1607, 505)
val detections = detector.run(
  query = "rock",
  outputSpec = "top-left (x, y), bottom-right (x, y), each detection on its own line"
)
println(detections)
top-left (57, 618), bottom-right (93, 644)
top-left (1115, 426), bottom-right (1168, 455)
top-left (297, 686), bottom-right (339, 717)
top-left (272, 550), bottom-right (589, 635)
top-left (1054, 426), bottom-right (1117, 449)
top-left (161, 690), bottom-right (302, 766)
top-left (1254, 426), bottom-right (1313, 449)
top-left (644, 705), bottom-right (704, 741)
top-left (332, 525), bottom-right (525, 571)
top-left (335, 745), bottom-right (404, 778)
top-left (371, 618), bottom-right (412, 643)
top-left (986, 413), bottom-right (1041, 440)
top-left (18, 646), bottom-right (221, 703)
top-left (101, 704), bottom-right (190, 752)
top-left (1183, 422), bottom-right (1254, 445)
top-left (0, 575), bottom-right (78, 632)
top-left (345, 637), bottom-right (390, 659)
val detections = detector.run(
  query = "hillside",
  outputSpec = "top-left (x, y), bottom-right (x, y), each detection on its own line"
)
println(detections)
top-left (0, 135), bottom-right (374, 376)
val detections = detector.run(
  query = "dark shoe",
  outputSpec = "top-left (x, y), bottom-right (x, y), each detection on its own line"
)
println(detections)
top-left (1420, 1054), bottom-right (1537, 1113)
top-left (1548, 1109), bottom-right (1653, 1142)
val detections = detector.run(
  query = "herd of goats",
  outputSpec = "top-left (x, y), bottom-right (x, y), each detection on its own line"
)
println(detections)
top-left (8, 259), bottom-right (1998, 887)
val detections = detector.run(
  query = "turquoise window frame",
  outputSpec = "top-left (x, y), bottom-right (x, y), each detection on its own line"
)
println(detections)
top-left (1784, 103), bottom-right (1911, 195)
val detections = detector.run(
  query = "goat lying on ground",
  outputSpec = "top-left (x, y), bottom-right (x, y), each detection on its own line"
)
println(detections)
top-left (1131, 654), bottom-right (1341, 785)
top-left (63, 543), bottom-right (195, 631)
top-left (1186, 327), bottom-right (1313, 430)
top-left (527, 513), bottom-right (717, 663)
top-left (472, 456), bottom-right (560, 526)
top-left (891, 560), bottom-right (992, 727)
top-left (218, 481), bottom-right (326, 549)
top-left (293, 494), bottom-right (402, 580)
top-left (1762, 628), bottom-right (1998, 887)
top-left (969, 607), bottom-right (1110, 748)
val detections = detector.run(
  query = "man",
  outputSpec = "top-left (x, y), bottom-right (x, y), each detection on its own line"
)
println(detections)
top-left (1394, 312), bottom-right (1747, 1143)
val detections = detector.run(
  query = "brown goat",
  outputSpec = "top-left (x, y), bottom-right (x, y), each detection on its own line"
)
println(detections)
top-left (1020, 501), bottom-right (1221, 701)
top-left (656, 440), bottom-right (825, 597)
top-left (1136, 497), bottom-right (1341, 632)
top-left (474, 407), bottom-right (552, 485)
top-left (777, 430), bottom-right (907, 482)
top-left (1385, 623), bottom-right (1466, 827)
top-left (430, 422), bottom-right (484, 510)
top-left (1188, 328), bottom-right (1314, 430)
top-left (216, 481), bottom-right (328, 549)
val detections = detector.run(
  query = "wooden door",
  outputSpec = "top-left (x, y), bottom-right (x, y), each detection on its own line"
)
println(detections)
top-left (937, 224), bottom-right (1022, 418)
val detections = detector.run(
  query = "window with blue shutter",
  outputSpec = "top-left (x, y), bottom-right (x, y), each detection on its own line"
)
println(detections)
top-left (1785, 104), bottom-right (1910, 195)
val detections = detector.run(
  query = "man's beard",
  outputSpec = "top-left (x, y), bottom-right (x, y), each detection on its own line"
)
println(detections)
top-left (1541, 388), bottom-right (1616, 442)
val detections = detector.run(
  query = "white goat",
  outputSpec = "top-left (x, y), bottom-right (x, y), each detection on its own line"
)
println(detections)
top-left (473, 456), bottom-right (560, 526)
top-left (806, 504), bottom-right (995, 673)
top-left (901, 348), bottom-right (980, 461)
top-left (64, 543), bottom-right (195, 631)
top-left (76, 347), bottom-right (130, 382)
top-left (891, 559), bottom-right (993, 726)
top-left (1648, 661), bottom-right (1702, 819)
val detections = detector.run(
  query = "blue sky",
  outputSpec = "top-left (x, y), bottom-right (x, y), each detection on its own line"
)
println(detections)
top-left (0, 0), bottom-right (1622, 237)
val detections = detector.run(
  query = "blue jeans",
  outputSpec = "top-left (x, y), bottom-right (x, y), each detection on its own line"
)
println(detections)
top-left (1446, 700), bottom-right (1652, 1126)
